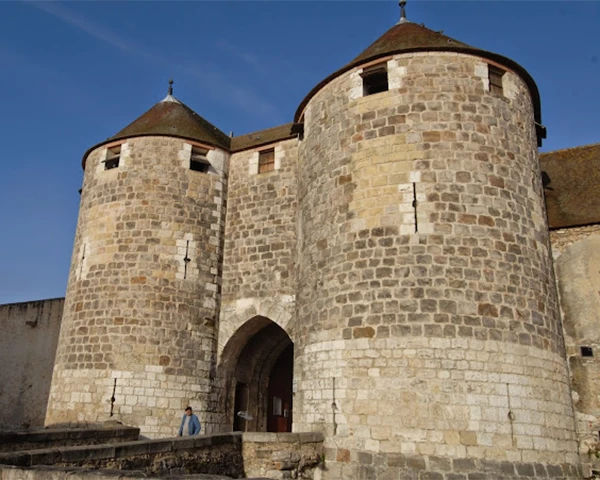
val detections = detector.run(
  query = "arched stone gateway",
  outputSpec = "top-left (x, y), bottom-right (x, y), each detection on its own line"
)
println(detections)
top-left (218, 316), bottom-right (293, 433)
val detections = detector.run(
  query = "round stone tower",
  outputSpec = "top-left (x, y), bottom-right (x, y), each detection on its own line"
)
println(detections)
top-left (294, 16), bottom-right (581, 480)
top-left (45, 86), bottom-right (230, 437)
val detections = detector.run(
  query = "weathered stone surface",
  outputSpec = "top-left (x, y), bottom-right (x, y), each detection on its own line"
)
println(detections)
top-left (45, 138), bottom-right (228, 437)
top-left (0, 433), bottom-right (244, 478)
top-left (27, 15), bottom-right (591, 480)
top-left (0, 464), bottom-right (241, 479)
top-left (242, 432), bottom-right (322, 479)
top-left (0, 299), bottom-right (63, 431)
top-left (0, 432), bottom-right (322, 479)
top-left (293, 51), bottom-right (579, 479)
top-left (214, 139), bottom-right (298, 431)
top-left (0, 426), bottom-right (139, 453)
top-left (554, 233), bottom-right (600, 476)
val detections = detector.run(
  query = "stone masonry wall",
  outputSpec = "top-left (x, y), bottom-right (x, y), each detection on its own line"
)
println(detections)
top-left (554, 233), bottom-right (600, 476)
top-left (46, 136), bottom-right (229, 437)
top-left (295, 52), bottom-right (579, 479)
top-left (0, 425), bottom-right (139, 453)
top-left (0, 433), bottom-right (244, 479)
top-left (550, 224), bottom-right (600, 257)
top-left (221, 139), bottom-right (298, 307)
top-left (241, 432), bottom-right (323, 479)
top-left (0, 299), bottom-right (63, 430)
top-left (0, 432), bottom-right (324, 480)
top-left (214, 139), bottom-right (298, 430)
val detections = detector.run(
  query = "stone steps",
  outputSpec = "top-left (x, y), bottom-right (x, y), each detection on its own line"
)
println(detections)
top-left (0, 424), bottom-right (140, 453)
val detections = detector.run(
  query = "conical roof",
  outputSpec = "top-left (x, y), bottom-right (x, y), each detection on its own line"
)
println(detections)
top-left (83, 94), bottom-right (230, 167)
top-left (294, 21), bottom-right (541, 128)
top-left (350, 21), bottom-right (472, 65)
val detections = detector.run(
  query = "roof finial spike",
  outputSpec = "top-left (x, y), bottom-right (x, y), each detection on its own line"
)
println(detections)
top-left (168, 78), bottom-right (173, 96)
top-left (398, 0), bottom-right (409, 24)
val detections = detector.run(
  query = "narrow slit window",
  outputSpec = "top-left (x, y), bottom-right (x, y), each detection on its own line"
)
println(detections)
top-left (412, 182), bottom-right (418, 233)
top-left (104, 145), bottom-right (121, 170)
top-left (258, 148), bottom-right (275, 173)
top-left (581, 346), bottom-right (594, 357)
top-left (362, 65), bottom-right (388, 96)
top-left (488, 65), bottom-right (505, 95)
top-left (190, 146), bottom-right (210, 173)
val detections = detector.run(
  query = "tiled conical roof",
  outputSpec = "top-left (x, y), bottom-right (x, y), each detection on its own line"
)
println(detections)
top-left (349, 22), bottom-right (472, 66)
top-left (295, 21), bottom-right (542, 129)
top-left (83, 94), bottom-right (230, 167)
top-left (110, 95), bottom-right (230, 149)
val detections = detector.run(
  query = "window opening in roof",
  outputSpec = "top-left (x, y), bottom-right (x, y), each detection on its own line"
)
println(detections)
top-left (258, 149), bottom-right (275, 174)
top-left (103, 145), bottom-right (121, 170)
top-left (190, 146), bottom-right (211, 173)
top-left (488, 65), bottom-right (505, 95)
top-left (362, 65), bottom-right (388, 96)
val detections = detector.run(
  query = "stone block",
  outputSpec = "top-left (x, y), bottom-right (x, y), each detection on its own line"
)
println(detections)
top-left (275, 433), bottom-right (299, 444)
top-left (264, 469), bottom-right (285, 479)
top-left (335, 448), bottom-right (350, 463)
top-left (420, 473), bottom-right (443, 480)
top-left (0, 452), bottom-right (30, 467)
top-left (171, 437), bottom-right (195, 451)
top-left (5, 465), bottom-right (75, 480)
top-left (114, 441), bottom-right (149, 458)
top-left (428, 456), bottom-right (452, 472)
top-left (39, 449), bottom-right (72, 468)
top-left (452, 458), bottom-right (476, 472)
top-left (211, 433), bottom-right (237, 445)
top-left (242, 432), bottom-right (278, 443)
top-left (470, 474), bottom-right (490, 480)
top-left (515, 462), bottom-right (535, 477)
top-left (58, 445), bottom-right (111, 464)
top-left (356, 451), bottom-right (373, 465)
top-left (546, 464), bottom-right (563, 477)
top-left (144, 439), bottom-right (172, 455)
top-left (193, 435), bottom-right (213, 449)
top-left (406, 455), bottom-right (426, 471)
top-left (532, 462), bottom-right (548, 477)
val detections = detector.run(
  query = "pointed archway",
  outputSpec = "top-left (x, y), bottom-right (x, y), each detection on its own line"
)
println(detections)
top-left (219, 316), bottom-right (293, 432)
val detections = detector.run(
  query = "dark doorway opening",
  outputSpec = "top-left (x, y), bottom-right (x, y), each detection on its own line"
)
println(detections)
top-left (233, 382), bottom-right (248, 432)
top-left (267, 343), bottom-right (293, 432)
top-left (221, 317), bottom-right (293, 432)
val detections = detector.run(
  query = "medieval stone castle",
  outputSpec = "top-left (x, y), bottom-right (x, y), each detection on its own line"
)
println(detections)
top-left (2, 6), bottom-right (600, 480)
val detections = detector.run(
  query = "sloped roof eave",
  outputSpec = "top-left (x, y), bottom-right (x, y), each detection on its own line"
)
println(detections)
top-left (81, 133), bottom-right (230, 169)
top-left (294, 45), bottom-right (542, 128)
top-left (80, 98), bottom-right (231, 169)
top-left (540, 143), bottom-right (600, 229)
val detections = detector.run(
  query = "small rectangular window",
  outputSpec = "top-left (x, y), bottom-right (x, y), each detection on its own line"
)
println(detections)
top-left (258, 149), bottom-right (275, 173)
top-left (489, 65), bottom-right (505, 95)
top-left (362, 65), bottom-right (388, 96)
top-left (190, 146), bottom-right (210, 173)
top-left (581, 346), bottom-right (594, 357)
top-left (103, 145), bottom-right (121, 170)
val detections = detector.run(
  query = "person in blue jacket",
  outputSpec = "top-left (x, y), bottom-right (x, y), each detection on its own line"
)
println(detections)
top-left (178, 406), bottom-right (201, 436)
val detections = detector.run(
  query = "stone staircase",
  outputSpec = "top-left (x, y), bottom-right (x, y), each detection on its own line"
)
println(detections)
top-left (0, 427), bottom-right (323, 480)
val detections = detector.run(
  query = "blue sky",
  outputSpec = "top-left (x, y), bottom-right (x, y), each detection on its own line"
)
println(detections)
top-left (0, 1), bottom-right (599, 305)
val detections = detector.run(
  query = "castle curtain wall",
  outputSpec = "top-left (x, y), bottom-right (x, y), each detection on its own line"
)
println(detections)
top-left (0, 298), bottom-right (63, 430)
top-left (553, 232), bottom-right (600, 470)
